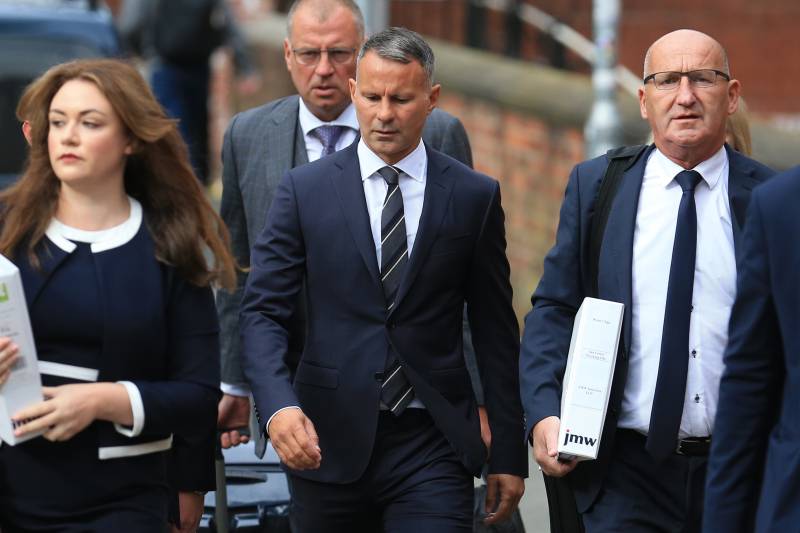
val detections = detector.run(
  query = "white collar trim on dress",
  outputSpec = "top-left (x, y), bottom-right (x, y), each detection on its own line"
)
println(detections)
top-left (45, 196), bottom-right (143, 254)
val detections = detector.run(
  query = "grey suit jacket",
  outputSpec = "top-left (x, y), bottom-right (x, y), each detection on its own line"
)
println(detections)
top-left (216, 95), bottom-right (479, 452)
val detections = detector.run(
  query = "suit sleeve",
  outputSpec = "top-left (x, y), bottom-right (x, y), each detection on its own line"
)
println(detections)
top-left (703, 189), bottom-right (784, 533)
top-left (466, 181), bottom-right (527, 476)
top-left (519, 164), bottom-right (587, 440)
top-left (240, 172), bottom-right (306, 431)
top-left (216, 114), bottom-right (251, 388)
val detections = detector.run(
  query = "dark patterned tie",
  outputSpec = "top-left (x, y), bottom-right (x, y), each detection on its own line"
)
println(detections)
top-left (377, 165), bottom-right (414, 415)
top-left (646, 169), bottom-right (702, 462)
top-left (312, 125), bottom-right (345, 156)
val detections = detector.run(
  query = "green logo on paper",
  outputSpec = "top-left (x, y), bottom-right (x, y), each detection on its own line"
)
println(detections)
top-left (0, 283), bottom-right (8, 303)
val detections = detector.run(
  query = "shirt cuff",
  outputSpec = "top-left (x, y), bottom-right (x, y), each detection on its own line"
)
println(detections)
top-left (114, 381), bottom-right (145, 437)
top-left (221, 381), bottom-right (250, 397)
top-left (266, 406), bottom-right (301, 434)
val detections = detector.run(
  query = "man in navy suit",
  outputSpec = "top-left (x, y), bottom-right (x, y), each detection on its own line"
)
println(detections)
top-left (519, 29), bottom-right (773, 532)
top-left (703, 166), bottom-right (800, 532)
top-left (240, 27), bottom-right (526, 532)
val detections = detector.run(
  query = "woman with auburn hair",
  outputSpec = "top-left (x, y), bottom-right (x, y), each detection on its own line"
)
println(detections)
top-left (0, 58), bottom-right (235, 531)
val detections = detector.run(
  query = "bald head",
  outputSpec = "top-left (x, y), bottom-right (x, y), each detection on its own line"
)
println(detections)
top-left (287, 0), bottom-right (364, 40)
top-left (643, 29), bottom-right (729, 79)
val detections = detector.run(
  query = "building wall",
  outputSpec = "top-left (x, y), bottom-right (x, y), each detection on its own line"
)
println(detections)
top-left (391, 0), bottom-right (800, 116)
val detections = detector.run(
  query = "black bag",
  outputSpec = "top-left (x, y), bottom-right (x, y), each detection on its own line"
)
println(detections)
top-left (153, 0), bottom-right (226, 66)
top-left (542, 144), bottom-right (648, 533)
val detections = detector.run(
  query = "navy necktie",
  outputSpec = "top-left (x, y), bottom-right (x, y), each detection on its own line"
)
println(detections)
top-left (312, 125), bottom-right (345, 156)
top-left (646, 169), bottom-right (702, 461)
top-left (377, 166), bottom-right (414, 415)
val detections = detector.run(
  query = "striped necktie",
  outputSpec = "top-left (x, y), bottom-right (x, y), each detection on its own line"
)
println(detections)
top-left (377, 165), bottom-right (414, 415)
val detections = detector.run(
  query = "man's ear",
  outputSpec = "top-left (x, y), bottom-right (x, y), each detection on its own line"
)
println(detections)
top-left (638, 86), bottom-right (648, 120)
top-left (428, 84), bottom-right (441, 113)
top-left (283, 38), bottom-right (293, 73)
top-left (727, 79), bottom-right (741, 115)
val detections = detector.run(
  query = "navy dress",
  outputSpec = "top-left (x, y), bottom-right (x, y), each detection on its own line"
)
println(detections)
top-left (0, 198), bottom-right (220, 532)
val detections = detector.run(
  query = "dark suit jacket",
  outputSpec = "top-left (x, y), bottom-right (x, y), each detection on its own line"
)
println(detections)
top-left (703, 167), bottom-right (800, 533)
top-left (519, 144), bottom-right (774, 512)
top-left (216, 95), bottom-right (481, 455)
top-left (15, 223), bottom-right (220, 492)
top-left (240, 142), bottom-right (527, 483)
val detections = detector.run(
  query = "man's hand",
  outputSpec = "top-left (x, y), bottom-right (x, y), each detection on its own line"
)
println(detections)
top-left (217, 393), bottom-right (251, 449)
top-left (267, 408), bottom-right (321, 470)
top-left (478, 405), bottom-right (492, 457)
top-left (170, 491), bottom-right (204, 533)
top-left (483, 473), bottom-right (525, 525)
top-left (532, 416), bottom-right (577, 477)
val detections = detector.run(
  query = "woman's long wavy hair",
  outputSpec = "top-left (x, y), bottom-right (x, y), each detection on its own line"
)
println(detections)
top-left (0, 58), bottom-right (236, 289)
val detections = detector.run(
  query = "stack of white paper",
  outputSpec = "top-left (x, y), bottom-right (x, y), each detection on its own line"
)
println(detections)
top-left (557, 297), bottom-right (624, 461)
top-left (0, 254), bottom-right (43, 445)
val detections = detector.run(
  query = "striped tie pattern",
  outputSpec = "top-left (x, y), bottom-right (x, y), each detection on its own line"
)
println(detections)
top-left (377, 165), bottom-right (414, 415)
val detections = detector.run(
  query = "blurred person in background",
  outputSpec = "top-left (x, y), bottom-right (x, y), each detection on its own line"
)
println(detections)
top-left (116, 0), bottom-right (260, 186)
top-left (0, 58), bottom-right (235, 532)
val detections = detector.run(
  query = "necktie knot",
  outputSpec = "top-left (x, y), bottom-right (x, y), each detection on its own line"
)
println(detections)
top-left (378, 166), bottom-right (400, 186)
top-left (312, 125), bottom-right (346, 156)
top-left (675, 170), bottom-right (702, 193)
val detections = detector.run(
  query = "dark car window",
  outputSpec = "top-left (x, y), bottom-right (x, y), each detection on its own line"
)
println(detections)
top-left (0, 37), bottom-right (109, 176)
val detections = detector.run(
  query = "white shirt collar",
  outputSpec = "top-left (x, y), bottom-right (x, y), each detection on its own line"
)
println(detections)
top-left (45, 196), bottom-right (143, 254)
top-left (650, 145), bottom-right (728, 190)
top-left (357, 138), bottom-right (427, 183)
top-left (297, 99), bottom-right (359, 137)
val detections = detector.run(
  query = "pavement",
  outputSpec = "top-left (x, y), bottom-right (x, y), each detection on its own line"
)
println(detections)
top-left (519, 461), bottom-right (550, 533)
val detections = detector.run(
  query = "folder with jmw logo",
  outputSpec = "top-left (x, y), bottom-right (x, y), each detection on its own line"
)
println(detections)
top-left (558, 297), bottom-right (623, 461)
top-left (0, 254), bottom-right (43, 445)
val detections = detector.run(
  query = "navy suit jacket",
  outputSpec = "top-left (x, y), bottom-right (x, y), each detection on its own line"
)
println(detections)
top-left (519, 144), bottom-right (774, 512)
top-left (15, 223), bottom-right (220, 491)
top-left (703, 167), bottom-right (800, 533)
top-left (240, 142), bottom-right (527, 483)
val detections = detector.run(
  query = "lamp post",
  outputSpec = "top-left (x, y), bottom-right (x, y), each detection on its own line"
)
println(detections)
top-left (584, 0), bottom-right (623, 158)
top-left (355, 0), bottom-right (389, 35)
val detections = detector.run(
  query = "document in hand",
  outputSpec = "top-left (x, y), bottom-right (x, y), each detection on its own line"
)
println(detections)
top-left (0, 254), bottom-right (43, 445)
top-left (557, 297), bottom-right (623, 461)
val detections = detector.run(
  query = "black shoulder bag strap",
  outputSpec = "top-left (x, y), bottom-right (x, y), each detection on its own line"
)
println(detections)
top-left (544, 144), bottom-right (647, 533)
top-left (588, 144), bottom-right (648, 297)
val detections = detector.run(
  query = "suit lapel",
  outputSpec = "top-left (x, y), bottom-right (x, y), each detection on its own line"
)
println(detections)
top-left (263, 96), bottom-right (303, 196)
top-left (389, 148), bottom-right (455, 316)
top-left (598, 146), bottom-right (653, 352)
top-left (726, 145), bottom-right (759, 260)
top-left (330, 144), bottom-right (381, 285)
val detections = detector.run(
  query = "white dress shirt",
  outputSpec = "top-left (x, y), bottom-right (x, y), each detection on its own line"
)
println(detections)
top-left (298, 99), bottom-right (359, 161)
top-left (619, 146), bottom-right (736, 439)
top-left (357, 138), bottom-right (427, 263)
top-left (358, 137), bottom-right (428, 410)
top-left (222, 101), bottom-right (359, 400)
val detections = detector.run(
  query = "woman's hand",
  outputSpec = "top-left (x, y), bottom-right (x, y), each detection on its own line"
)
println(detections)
top-left (12, 382), bottom-right (132, 442)
top-left (0, 337), bottom-right (19, 386)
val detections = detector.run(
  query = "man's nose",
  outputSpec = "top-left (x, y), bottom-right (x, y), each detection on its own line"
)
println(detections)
top-left (314, 51), bottom-right (335, 76)
top-left (675, 76), bottom-right (698, 106)
top-left (377, 98), bottom-right (394, 122)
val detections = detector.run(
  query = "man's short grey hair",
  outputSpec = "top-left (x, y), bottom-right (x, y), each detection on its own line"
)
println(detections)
top-left (358, 27), bottom-right (435, 86)
top-left (286, 0), bottom-right (365, 41)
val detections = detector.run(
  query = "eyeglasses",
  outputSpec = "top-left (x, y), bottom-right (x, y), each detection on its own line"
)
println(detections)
top-left (292, 47), bottom-right (357, 66)
top-left (643, 69), bottom-right (731, 90)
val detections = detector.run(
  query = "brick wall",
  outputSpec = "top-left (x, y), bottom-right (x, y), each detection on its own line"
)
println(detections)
top-left (391, 0), bottom-right (800, 116)
top-left (438, 93), bottom-right (583, 316)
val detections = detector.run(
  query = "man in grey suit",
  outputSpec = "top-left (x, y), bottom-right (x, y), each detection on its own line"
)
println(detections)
top-left (216, 0), bottom-right (481, 453)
